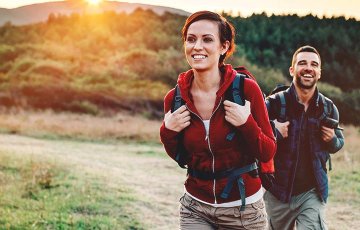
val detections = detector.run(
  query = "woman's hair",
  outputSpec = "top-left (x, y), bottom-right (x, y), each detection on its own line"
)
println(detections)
top-left (182, 11), bottom-right (235, 65)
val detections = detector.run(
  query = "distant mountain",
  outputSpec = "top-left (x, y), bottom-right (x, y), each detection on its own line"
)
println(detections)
top-left (0, 1), bottom-right (190, 25)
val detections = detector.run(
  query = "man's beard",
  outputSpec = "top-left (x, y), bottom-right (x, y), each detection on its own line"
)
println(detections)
top-left (295, 75), bottom-right (317, 89)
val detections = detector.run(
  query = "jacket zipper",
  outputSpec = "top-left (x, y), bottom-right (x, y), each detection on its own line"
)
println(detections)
top-left (288, 112), bottom-right (304, 200)
top-left (186, 97), bottom-right (223, 203)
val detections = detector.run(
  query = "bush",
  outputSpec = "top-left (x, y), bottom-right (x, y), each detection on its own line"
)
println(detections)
top-left (30, 60), bottom-right (67, 79)
top-left (317, 82), bottom-right (342, 100)
top-left (228, 55), bottom-right (288, 95)
top-left (66, 100), bottom-right (99, 115)
top-left (0, 44), bottom-right (18, 63)
top-left (10, 58), bottom-right (36, 73)
top-left (119, 48), bottom-right (159, 78)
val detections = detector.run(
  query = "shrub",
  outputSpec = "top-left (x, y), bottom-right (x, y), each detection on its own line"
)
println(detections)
top-left (10, 58), bottom-right (36, 73)
top-left (66, 100), bottom-right (99, 115)
top-left (30, 60), bottom-right (67, 79)
top-left (317, 82), bottom-right (343, 100)
top-left (0, 44), bottom-right (18, 63)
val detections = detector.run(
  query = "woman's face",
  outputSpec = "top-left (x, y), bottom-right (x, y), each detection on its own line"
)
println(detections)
top-left (184, 19), bottom-right (229, 72)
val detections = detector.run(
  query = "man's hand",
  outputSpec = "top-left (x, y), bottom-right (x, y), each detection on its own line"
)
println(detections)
top-left (274, 119), bottom-right (290, 138)
top-left (224, 100), bottom-right (251, 126)
top-left (164, 105), bottom-right (191, 132)
top-left (321, 126), bottom-right (335, 142)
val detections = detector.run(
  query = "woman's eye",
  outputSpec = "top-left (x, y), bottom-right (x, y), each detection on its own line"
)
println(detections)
top-left (204, 37), bottom-right (213, 42)
top-left (186, 37), bottom-right (196, 43)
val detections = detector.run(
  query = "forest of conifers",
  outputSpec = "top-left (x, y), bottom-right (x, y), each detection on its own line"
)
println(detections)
top-left (0, 9), bottom-right (359, 124)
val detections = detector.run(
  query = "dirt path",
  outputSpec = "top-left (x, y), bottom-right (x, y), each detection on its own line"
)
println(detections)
top-left (0, 133), bottom-right (358, 229)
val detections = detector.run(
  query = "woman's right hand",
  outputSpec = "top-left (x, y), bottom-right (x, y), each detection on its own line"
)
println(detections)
top-left (164, 105), bottom-right (191, 132)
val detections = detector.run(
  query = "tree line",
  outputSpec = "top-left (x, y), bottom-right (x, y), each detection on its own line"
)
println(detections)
top-left (0, 9), bottom-right (359, 124)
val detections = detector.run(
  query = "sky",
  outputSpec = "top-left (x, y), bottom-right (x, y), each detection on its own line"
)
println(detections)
top-left (1, 0), bottom-right (360, 20)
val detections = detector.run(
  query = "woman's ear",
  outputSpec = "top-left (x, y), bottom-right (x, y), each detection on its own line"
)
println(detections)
top-left (222, 41), bottom-right (230, 55)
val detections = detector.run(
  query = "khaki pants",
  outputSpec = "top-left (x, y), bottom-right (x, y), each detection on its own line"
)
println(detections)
top-left (264, 189), bottom-right (327, 230)
top-left (179, 193), bottom-right (267, 230)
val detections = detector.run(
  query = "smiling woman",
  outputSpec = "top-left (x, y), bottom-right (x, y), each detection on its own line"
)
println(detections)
top-left (160, 10), bottom-right (276, 230)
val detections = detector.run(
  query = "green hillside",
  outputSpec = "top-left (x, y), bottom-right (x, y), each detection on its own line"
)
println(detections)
top-left (0, 9), bottom-right (359, 124)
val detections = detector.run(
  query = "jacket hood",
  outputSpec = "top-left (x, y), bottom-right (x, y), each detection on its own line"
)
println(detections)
top-left (177, 64), bottom-right (237, 104)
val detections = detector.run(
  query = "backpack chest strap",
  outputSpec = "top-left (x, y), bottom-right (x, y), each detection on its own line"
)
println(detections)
top-left (188, 162), bottom-right (258, 211)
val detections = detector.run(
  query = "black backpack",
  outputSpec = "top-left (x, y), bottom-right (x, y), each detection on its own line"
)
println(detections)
top-left (172, 71), bottom-right (255, 168)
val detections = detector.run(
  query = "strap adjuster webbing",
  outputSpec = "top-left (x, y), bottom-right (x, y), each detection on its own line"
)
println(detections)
top-left (220, 162), bottom-right (258, 211)
top-left (188, 162), bottom-right (258, 211)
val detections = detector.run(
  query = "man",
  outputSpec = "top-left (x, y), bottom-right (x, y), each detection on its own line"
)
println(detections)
top-left (264, 45), bottom-right (344, 230)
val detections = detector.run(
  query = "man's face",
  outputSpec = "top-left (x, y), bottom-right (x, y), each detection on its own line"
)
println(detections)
top-left (290, 52), bottom-right (321, 90)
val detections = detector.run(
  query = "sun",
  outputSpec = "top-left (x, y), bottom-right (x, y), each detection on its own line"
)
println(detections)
top-left (86, 0), bottom-right (103, 5)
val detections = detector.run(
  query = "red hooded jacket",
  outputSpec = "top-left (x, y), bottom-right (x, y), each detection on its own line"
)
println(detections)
top-left (160, 65), bottom-right (276, 203)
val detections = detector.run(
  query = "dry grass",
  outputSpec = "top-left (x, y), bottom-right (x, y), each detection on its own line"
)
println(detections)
top-left (332, 125), bottom-right (360, 162)
top-left (0, 109), bottom-right (358, 229)
top-left (0, 134), bottom-right (180, 229)
top-left (326, 125), bottom-right (360, 230)
top-left (0, 109), bottom-right (162, 142)
top-left (0, 148), bottom-right (143, 229)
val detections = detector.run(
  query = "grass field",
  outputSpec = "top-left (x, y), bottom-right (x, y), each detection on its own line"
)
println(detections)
top-left (0, 111), bottom-right (359, 229)
top-left (0, 149), bottom-right (143, 229)
top-left (0, 110), bottom-right (160, 143)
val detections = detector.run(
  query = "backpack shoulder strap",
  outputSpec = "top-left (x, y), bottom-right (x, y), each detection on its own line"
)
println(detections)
top-left (171, 84), bottom-right (187, 169)
top-left (318, 93), bottom-right (334, 171)
top-left (231, 73), bottom-right (246, 106)
top-left (318, 93), bottom-right (333, 120)
top-left (276, 91), bottom-right (287, 122)
top-left (171, 84), bottom-right (183, 113)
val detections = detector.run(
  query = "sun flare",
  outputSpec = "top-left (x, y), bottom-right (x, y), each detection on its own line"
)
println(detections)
top-left (86, 0), bottom-right (102, 5)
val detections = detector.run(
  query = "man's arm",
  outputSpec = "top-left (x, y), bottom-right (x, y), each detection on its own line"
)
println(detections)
top-left (322, 104), bottom-right (344, 153)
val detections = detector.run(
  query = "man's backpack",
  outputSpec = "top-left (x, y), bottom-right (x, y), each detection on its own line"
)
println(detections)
top-left (267, 84), bottom-right (335, 170)
top-left (268, 84), bottom-right (333, 124)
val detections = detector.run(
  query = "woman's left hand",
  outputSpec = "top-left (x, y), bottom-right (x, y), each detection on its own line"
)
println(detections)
top-left (224, 100), bottom-right (251, 126)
